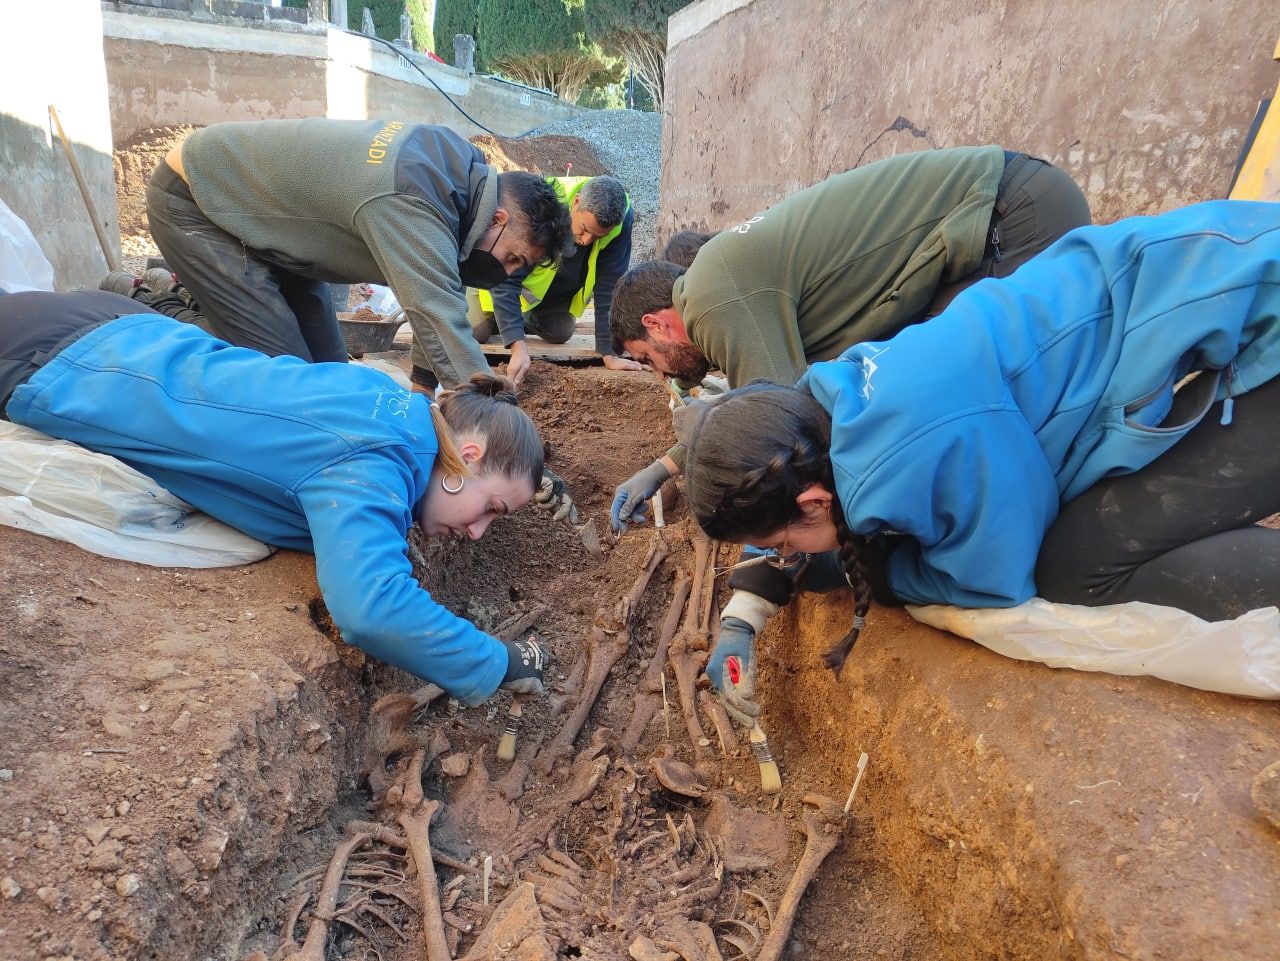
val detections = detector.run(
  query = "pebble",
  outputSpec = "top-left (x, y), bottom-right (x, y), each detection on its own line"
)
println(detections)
top-left (0, 769), bottom-right (12, 781)
top-left (115, 873), bottom-right (140, 897)
top-left (117, 800), bottom-right (131, 817)
top-left (35, 885), bottom-right (61, 908)
top-left (440, 753), bottom-right (470, 777)
top-left (86, 908), bottom-right (103, 921)
top-left (1, 876), bottom-right (20, 899)
top-left (169, 710), bottom-right (192, 735)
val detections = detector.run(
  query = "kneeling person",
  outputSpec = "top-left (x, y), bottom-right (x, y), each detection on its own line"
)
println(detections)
top-left (468, 175), bottom-right (644, 383)
top-left (0, 290), bottom-right (551, 704)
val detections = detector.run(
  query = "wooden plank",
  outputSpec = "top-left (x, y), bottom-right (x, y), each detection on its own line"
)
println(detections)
top-left (389, 312), bottom-right (603, 365)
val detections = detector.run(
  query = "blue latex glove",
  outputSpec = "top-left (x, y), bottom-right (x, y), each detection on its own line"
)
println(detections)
top-left (706, 616), bottom-right (759, 728)
top-left (610, 459), bottom-right (671, 532)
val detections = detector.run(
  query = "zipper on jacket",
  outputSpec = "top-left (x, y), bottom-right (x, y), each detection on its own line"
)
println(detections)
top-left (990, 223), bottom-right (1003, 263)
top-left (1220, 362), bottom-right (1236, 426)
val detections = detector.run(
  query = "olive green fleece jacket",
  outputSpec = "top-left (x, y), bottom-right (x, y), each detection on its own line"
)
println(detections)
top-left (666, 145), bottom-right (1005, 465)
top-left (181, 118), bottom-right (495, 388)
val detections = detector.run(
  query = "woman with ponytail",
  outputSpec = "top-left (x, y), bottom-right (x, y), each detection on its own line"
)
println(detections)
top-left (0, 291), bottom-right (550, 705)
top-left (684, 200), bottom-right (1280, 724)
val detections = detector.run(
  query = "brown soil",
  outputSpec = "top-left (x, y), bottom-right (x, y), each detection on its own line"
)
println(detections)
top-left (112, 125), bottom-right (201, 249)
top-left (72, 121), bottom-right (1280, 961)
top-left (0, 359), bottom-right (944, 961)
top-left (471, 134), bottom-right (608, 178)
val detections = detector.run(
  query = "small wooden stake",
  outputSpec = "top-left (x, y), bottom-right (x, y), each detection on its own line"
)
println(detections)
top-left (653, 489), bottom-right (666, 528)
top-left (482, 854), bottom-right (492, 906)
top-left (661, 671), bottom-right (670, 739)
top-left (843, 752), bottom-right (869, 814)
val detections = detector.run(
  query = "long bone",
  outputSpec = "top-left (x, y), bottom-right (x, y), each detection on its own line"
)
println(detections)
top-left (537, 537), bottom-right (666, 772)
top-left (621, 572), bottom-right (691, 754)
top-left (282, 830), bottom-right (371, 961)
top-left (398, 800), bottom-right (452, 961)
top-left (755, 795), bottom-right (845, 961)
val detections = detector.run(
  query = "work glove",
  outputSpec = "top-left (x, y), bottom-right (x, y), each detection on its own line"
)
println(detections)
top-left (610, 458), bottom-right (672, 532)
top-left (706, 617), bottom-right (760, 728)
top-left (501, 634), bottom-right (552, 696)
top-left (533, 468), bottom-right (579, 524)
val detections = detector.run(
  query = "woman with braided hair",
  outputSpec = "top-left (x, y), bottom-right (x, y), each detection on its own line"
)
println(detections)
top-left (0, 290), bottom-right (551, 706)
top-left (684, 200), bottom-right (1280, 724)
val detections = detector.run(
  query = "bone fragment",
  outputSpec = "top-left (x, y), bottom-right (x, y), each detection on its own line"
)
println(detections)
top-left (538, 539), bottom-right (665, 771)
top-left (398, 801), bottom-right (452, 961)
top-left (286, 831), bottom-right (370, 961)
top-left (668, 635), bottom-right (710, 761)
top-left (698, 689), bottom-right (737, 757)
top-left (401, 748), bottom-right (427, 811)
top-left (495, 604), bottom-right (548, 643)
top-left (755, 796), bottom-right (845, 961)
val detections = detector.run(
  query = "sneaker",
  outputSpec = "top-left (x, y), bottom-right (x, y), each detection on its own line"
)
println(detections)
top-left (142, 267), bottom-right (176, 295)
top-left (100, 270), bottom-right (142, 297)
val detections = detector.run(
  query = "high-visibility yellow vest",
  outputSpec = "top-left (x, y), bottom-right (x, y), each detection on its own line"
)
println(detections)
top-left (476, 176), bottom-right (631, 317)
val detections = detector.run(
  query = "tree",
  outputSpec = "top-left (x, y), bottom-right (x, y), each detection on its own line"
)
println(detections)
top-left (348, 0), bottom-right (430, 51)
top-left (478, 0), bottom-right (620, 104)
top-left (434, 0), bottom-right (483, 69)
top-left (405, 0), bottom-right (434, 53)
top-left (585, 0), bottom-right (687, 111)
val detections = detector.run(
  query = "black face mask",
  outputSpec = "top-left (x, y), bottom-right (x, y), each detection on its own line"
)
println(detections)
top-left (458, 218), bottom-right (510, 288)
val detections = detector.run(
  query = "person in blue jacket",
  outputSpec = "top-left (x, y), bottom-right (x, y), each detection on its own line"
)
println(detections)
top-left (680, 200), bottom-right (1280, 725)
top-left (0, 290), bottom-right (551, 706)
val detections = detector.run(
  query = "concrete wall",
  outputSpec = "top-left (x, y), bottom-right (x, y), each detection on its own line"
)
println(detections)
top-left (0, 1), bottom-right (119, 291)
top-left (103, 9), bottom-right (583, 147)
top-left (659, 0), bottom-right (1278, 238)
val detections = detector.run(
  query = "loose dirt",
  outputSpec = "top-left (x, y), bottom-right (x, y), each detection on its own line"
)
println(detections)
top-left (112, 125), bottom-right (200, 261)
top-left (0, 357), bottom-right (941, 961)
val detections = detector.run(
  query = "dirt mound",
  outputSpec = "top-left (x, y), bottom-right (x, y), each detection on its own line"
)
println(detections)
top-left (471, 133), bottom-right (609, 179)
top-left (112, 125), bottom-right (200, 252)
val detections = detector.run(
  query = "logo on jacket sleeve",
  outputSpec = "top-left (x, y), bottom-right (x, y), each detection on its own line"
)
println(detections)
top-left (366, 121), bottom-right (405, 165)
top-left (857, 345), bottom-right (890, 399)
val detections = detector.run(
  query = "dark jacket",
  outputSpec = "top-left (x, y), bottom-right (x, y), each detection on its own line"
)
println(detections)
top-left (181, 118), bottom-right (496, 387)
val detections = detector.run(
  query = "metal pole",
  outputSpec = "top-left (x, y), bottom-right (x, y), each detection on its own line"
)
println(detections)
top-left (48, 104), bottom-right (120, 272)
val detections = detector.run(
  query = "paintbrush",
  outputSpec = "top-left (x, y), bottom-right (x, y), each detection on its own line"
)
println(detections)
top-left (750, 722), bottom-right (782, 794)
top-left (496, 695), bottom-right (524, 762)
top-left (727, 653), bottom-right (782, 794)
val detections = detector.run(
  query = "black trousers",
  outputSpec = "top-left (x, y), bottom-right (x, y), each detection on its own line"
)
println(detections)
top-left (467, 289), bottom-right (576, 345)
top-left (926, 152), bottom-right (1093, 316)
top-left (0, 290), bottom-right (150, 415)
top-left (146, 162), bottom-right (347, 363)
top-left (1036, 373), bottom-right (1280, 620)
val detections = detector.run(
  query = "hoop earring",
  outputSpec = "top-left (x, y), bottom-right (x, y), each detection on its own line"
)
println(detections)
top-left (441, 473), bottom-right (465, 494)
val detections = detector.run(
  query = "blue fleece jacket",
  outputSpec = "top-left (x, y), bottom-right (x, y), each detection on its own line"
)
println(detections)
top-left (801, 200), bottom-right (1280, 608)
top-left (6, 314), bottom-right (507, 703)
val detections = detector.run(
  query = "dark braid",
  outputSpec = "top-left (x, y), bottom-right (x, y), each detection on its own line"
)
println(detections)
top-left (686, 381), bottom-right (876, 677)
top-left (824, 499), bottom-right (874, 678)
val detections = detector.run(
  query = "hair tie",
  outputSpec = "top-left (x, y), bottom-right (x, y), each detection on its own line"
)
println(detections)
top-left (850, 615), bottom-right (866, 631)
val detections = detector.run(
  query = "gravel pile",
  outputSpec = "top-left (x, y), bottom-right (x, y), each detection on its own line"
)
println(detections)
top-left (526, 110), bottom-right (663, 261)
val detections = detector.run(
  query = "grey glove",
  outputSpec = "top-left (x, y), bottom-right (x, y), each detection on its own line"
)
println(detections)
top-left (501, 634), bottom-right (551, 696)
top-left (610, 458), bottom-right (672, 532)
top-left (533, 469), bottom-right (578, 524)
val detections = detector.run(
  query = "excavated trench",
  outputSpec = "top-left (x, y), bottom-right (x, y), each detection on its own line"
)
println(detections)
top-left (3, 358), bottom-right (1276, 961)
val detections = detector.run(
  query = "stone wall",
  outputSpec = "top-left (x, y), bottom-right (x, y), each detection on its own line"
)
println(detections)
top-left (103, 8), bottom-right (582, 146)
top-left (659, 0), bottom-right (1278, 237)
top-left (1, 1), bottom-right (119, 291)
